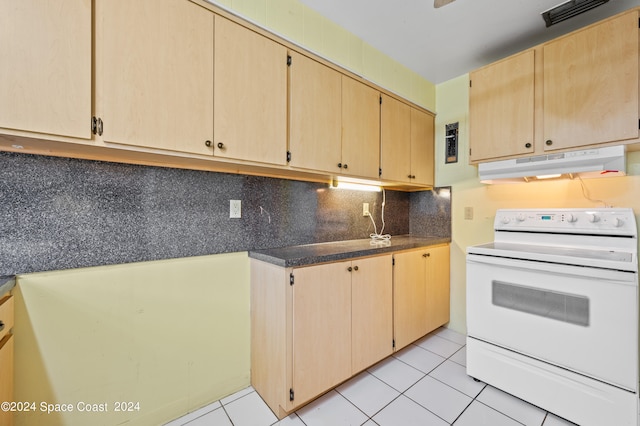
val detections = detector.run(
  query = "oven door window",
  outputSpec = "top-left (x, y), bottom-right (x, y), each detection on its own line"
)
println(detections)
top-left (492, 281), bottom-right (589, 327)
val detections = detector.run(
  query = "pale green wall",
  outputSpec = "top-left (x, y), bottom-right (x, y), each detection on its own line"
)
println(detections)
top-left (436, 73), bottom-right (640, 334)
top-left (14, 253), bottom-right (250, 426)
top-left (208, 0), bottom-right (436, 111)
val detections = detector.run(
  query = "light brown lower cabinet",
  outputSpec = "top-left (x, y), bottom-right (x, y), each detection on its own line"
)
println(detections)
top-left (393, 244), bottom-right (450, 351)
top-left (0, 294), bottom-right (14, 426)
top-left (250, 244), bottom-right (450, 418)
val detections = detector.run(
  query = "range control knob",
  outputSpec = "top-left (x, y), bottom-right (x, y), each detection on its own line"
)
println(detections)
top-left (587, 213), bottom-right (600, 223)
top-left (500, 216), bottom-right (511, 224)
top-left (613, 217), bottom-right (624, 227)
top-left (516, 213), bottom-right (526, 222)
top-left (565, 213), bottom-right (577, 223)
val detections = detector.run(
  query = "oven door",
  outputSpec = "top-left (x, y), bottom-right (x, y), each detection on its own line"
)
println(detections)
top-left (467, 253), bottom-right (638, 392)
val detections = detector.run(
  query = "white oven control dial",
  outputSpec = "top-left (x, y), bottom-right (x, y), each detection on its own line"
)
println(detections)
top-left (565, 213), bottom-right (577, 223)
top-left (516, 213), bottom-right (526, 222)
top-left (500, 216), bottom-right (511, 224)
top-left (614, 217), bottom-right (624, 227)
top-left (587, 213), bottom-right (600, 223)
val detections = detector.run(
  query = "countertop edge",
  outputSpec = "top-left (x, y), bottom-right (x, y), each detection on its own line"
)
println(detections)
top-left (249, 236), bottom-right (451, 268)
top-left (0, 276), bottom-right (16, 296)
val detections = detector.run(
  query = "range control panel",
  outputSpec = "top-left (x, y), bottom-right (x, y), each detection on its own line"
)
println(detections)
top-left (494, 208), bottom-right (637, 236)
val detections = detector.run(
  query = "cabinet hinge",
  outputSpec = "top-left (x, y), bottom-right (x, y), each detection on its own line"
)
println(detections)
top-left (290, 273), bottom-right (294, 285)
top-left (392, 257), bottom-right (395, 266)
top-left (286, 151), bottom-right (292, 163)
top-left (638, 118), bottom-right (639, 129)
top-left (379, 95), bottom-right (382, 105)
top-left (392, 339), bottom-right (395, 349)
top-left (287, 55), bottom-right (292, 66)
top-left (91, 116), bottom-right (103, 136)
top-left (289, 388), bottom-right (294, 401)
top-left (378, 168), bottom-right (382, 177)
top-left (469, 80), bottom-right (472, 88)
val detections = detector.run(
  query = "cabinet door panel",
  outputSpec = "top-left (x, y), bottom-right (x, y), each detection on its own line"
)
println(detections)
top-left (380, 95), bottom-right (411, 182)
top-left (214, 16), bottom-right (287, 165)
top-left (289, 53), bottom-right (342, 172)
top-left (410, 109), bottom-right (434, 186)
top-left (0, 0), bottom-right (91, 139)
top-left (543, 11), bottom-right (639, 150)
top-left (426, 246), bottom-right (450, 333)
top-left (0, 335), bottom-right (13, 426)
top-left (469, 50), bottom-right (535, 162)
top-left (352, 256), bottom-right (393, 373)
top-left (393, 250), bottom-right (427, 350)
top-left (291, 262), bottom-right (351, 406)
top-left (98, 0), bottom-right (213, 154)
top-left (341, 77), bottom-right (380, 179)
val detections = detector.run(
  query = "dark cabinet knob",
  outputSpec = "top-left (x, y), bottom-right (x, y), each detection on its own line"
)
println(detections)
top-left (343, 164), bottom-right (348, 170)
top-left (338, 163), bottom-right (343, 169)
top-left (347, 266), bottom-right (353, 272)
top-left (205, 140), bottom-right (212, 147)
top-left (546, 140), bottom-right (553, 146)
top-left (525, 142), bottom-right (532, 148)
top-left (353, 265), bottom-right (358, 271)
top-left (217, 142), bottom-right (225, 149)
top-left (422, 253), bottom-right (430, 258)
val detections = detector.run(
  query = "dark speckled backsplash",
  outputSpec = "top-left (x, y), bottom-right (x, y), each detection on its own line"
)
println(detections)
top-left (0, 152), bottom-right (450, 275)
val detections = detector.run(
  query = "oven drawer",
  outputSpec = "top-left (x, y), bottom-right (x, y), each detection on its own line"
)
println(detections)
top-left (467, 255), bottom-right (638, 391)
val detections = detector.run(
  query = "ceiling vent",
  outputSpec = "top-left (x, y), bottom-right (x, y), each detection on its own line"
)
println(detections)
top-left (541, 0), bottom-right (609, 27)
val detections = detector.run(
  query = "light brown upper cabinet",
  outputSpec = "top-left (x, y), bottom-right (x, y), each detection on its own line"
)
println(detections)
top-left (469, 50), bottom-right (535, 162)
top-left (543, 10), bottom-right (639, 151)
top-left (341, 77), bottom-right (381, 179)
top-left (381, 95), bottom-right (434, 185)
top-left (469, 8), bottom-right (640, 163)
top-left (0, 0), bottom-right (91, 140)
top-left (410, 108), bottom-right (435, 186)
top-left (96, 0), bottom-right (214, 155)
top-left (213, 16), bottom-right (288, 165)
top-left (288, 52), bottom-right (342, 172)
top-left (380, 94), bottom-right (411, 182)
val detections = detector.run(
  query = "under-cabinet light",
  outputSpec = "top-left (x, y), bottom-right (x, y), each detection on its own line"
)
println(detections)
top-left (330, 181), bottom-right (382, 192)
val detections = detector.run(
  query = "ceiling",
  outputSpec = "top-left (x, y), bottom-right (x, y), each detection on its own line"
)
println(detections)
top-left (297, 0), bottom-right (639, 84)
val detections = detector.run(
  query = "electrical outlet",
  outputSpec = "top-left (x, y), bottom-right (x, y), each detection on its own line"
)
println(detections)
top-left (230, 200), bottom-right (241, 218)
top-left (464, 206), bottom-right (474, 220)
top-left (363, 203), bottom-right (370, 217)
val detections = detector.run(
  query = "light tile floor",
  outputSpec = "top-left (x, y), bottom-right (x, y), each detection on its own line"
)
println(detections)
top-left (164, 327), bottom-right (578, 426)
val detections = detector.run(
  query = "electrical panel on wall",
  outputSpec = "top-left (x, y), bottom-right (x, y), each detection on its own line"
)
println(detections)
top-left (445, 122), bottom-right (459, 164)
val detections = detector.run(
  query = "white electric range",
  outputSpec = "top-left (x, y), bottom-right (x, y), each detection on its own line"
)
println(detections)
top-left (466, 208), bottom-right (638, 426)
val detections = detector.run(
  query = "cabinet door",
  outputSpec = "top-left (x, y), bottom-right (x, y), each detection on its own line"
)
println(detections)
top-left (380, 94), bottom-right (411, 182)
top-left (393, 250), bottom-right (428, 350)
top-left (291, 262), bottom-right (351, 406)
top-left (97, 0), bottom-right (214, 155)
top-left (425, 245), bottom-right (450, 333)
top-left (341, 77), bottom-right (381, 179)
top-left (351, 255), bottom-right (393, 373)
top-left (0, 0), bottom-right (91, 139)
top-left (410, 108), bottom-right (435, 186)
top-left (543, 11), bottom-right (639, 151)
top-left (0, 335), bottom-right (13, 426)
top-left (469, 50), bottom-right (535, 162)
top-left (214, 16), bottom-right (288, 165)
top-left (289, 53), bottom-right (342, 172)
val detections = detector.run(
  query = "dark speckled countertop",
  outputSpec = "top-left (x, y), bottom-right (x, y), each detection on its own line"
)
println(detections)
top-left (249, 235), bottom-right (450, 267)
top-left (0, 276), bottom-right (16, 295)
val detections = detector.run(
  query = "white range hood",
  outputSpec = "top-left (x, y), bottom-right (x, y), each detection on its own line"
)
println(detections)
top-left (478, 145), bottom-right (626, 184)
